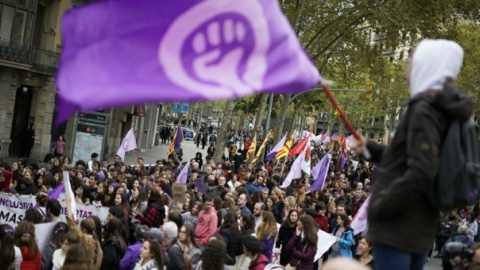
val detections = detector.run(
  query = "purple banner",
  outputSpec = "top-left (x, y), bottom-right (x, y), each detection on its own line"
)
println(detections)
top-left (56, 0), bottom-right (321, 124)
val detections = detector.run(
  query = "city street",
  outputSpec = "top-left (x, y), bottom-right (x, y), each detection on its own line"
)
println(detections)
top-left (120, 139), bottom-right (212, 166)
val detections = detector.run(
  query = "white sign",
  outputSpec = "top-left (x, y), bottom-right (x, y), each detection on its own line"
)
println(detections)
top-left (0, 192), bottom-right (109, 228)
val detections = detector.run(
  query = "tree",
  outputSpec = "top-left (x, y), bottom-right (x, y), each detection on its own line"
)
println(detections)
top-left (454, 23), bottom-right (480, 119)
top-left (270, 0), bottom-right (480, 142)
top-left (213, 99), bottom-right (235, 162)
top-left (253, 94), bottom-right (269, 132)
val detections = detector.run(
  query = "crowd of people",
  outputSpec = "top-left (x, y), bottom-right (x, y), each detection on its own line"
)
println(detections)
top-left (0, 136), bottom-right (383, 270)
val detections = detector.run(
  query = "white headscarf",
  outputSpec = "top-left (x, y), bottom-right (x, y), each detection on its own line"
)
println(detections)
top-left (409, 39), bottom-right (464, 98)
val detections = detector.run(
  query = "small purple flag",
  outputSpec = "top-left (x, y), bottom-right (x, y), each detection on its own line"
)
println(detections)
top-left (176, 161), bottom-right (190, 184)
top-left (175, 125), bottom-right (184, 152)
top-left (48, 183), bottom-right (65, 200)
top-left (55, 0), bottom-right (321, 124)
top-left (194, 178), bottom-right (206, 194)
top-left (309, 153), bottom-right (330, 192)
top-left (265, 133), bottom-right (286, 160)
top-left (351, 195), bottom-right (371, 235)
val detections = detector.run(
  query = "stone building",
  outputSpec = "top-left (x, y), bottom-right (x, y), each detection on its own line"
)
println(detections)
top-left (0, 0), bottom-right (68, 160)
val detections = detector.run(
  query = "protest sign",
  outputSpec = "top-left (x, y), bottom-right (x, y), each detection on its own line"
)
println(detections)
top-left (0, 192), bottom-right (109, 228)
top-left (172, 183), bottom-right (186, 203)
top-left (0, 192), bottom-right (36, 227)
top-left (194, 178), bottom-right (206, 194)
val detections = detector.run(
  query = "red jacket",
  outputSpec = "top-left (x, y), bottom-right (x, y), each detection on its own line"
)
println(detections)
top-left (0, 170), bottom-right (12, 192)
top-left (249, 253), bottom-right (269, 270)
top-left (315, 215), bottom-right (329, 233)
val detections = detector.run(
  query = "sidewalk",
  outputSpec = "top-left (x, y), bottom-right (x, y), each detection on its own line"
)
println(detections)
top-left (112, 140), bottom-right (210, 166)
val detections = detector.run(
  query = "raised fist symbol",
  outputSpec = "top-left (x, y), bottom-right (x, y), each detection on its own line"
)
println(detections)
top-left (159, 0), bottom-right (270, 99)
top-left (189, 17), bottom-right (250, 95)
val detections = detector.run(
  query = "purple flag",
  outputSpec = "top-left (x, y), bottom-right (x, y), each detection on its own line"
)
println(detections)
top-left (351, 195), bottom-right (371, 235)
top-left (175, 125), bottom-right (184, 152)
top-left (309, 153), bottom-right (330, 191)
top-left (55, 0), bottom-right (321, 124)
top-left (265, 133), bottom-right (286, 160)
top-left (48, 183), bottom-right (65, 200)
top-left (194, 178), bottom-right (206, 194)
top-left (176, 161), bottom-right (190, 184)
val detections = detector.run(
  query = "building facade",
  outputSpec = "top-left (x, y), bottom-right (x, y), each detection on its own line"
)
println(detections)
top-left (0, 0), bottom-right (68, 160)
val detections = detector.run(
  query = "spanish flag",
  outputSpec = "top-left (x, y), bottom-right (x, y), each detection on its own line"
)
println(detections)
top-left (252, 131), bottom-right (272, 163)
top-left (275, 134), bottom-right (294, 160)
top-left (246, 134), bottom-right (257, 162)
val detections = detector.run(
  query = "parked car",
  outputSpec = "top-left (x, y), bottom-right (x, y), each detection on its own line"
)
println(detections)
top-left (183, 128), bottom-right (196, 140)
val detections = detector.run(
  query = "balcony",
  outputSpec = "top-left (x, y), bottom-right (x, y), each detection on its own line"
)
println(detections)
top-left (0, 39), bottom-right (59, 73)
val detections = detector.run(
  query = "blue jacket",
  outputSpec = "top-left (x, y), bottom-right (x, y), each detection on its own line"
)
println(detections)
top-left (331, 226), bottom-right (354, 258)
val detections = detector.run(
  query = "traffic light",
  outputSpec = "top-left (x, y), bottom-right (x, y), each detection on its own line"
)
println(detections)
top-left (365, 85), bottom-right (372, 100)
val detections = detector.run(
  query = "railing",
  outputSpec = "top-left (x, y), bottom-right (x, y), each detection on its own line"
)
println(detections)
top-left (0, 39), bottom-right (59, 73)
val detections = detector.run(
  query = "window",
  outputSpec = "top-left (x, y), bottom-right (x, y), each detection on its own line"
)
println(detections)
top-left (0, 0), bottom-right (36, 44)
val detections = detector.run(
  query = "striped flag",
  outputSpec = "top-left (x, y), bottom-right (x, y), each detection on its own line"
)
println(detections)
top-left (246, 134), bottom-right (257, 162)
top-left (168, 124), bottom-right (184, 156)
top-left (266, 133), bottom-right (286, 160)
top-left (275, 134), bottom-right (294, 160)
top-left (252, 131), bottom-right (271, 163)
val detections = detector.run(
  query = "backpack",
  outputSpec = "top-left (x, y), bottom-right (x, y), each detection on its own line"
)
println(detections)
top-left (409, 95), bottom-right (480, 210)
top-left (435, 118), bottom-right (480, 210)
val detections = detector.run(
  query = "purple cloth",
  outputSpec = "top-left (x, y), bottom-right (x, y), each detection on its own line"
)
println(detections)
top-left (48, 183), bottom-right (64, 200)
top-left (55, 0), bottom-right (321, 124)
top-left (174, 125), bottom-right (184, 152)
top-left (120, 241), bottom-right (143, 270)
top-left (310, 154), bottom-right (330, 191)
top-left (194, 178), bottom-right (206, 194)
top-left (266, 134), bottom-right (286, 160)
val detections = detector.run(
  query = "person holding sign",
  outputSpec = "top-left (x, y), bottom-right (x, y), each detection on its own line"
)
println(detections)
top-left (65, 195), bottom-right (103, 269)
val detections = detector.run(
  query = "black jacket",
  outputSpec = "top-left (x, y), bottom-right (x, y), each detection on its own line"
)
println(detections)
top-left (220, 224), bottom-right (242, 265)
top-left (276, 222), bottom-right (296, 266)
top-left (101, 238), bottom-right (126, 270)
top-left (366, 82), bottom-right (472, 253)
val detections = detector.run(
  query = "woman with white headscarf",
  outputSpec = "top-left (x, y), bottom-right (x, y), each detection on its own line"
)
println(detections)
top-left (350, 39), bottom-right (473, 270)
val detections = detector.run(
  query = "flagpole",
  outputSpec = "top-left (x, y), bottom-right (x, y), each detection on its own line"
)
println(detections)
top-left (135, 148), bottom-right (143, 178)
top-left (321, 84), bottom-right (371, 158)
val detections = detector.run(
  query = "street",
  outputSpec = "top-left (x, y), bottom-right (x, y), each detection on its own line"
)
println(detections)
top-left (121, 139), bottom-right (211, 166)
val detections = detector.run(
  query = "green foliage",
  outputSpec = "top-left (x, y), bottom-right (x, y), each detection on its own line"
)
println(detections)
top-left (454, 23), bottom-right (480, 119)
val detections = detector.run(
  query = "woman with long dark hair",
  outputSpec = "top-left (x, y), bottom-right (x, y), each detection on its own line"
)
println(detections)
top-left (135, 189), bottom-right (165, 228)
top-left (0, 224), bottom-right (22, 270)
top-left (101, 217), bottom-right (127, 270)
top-left (131, 186), bottom-right (148, 226)
top-left (285, 215), bottom-right (318, 269)
top-left (134, 239), bottom-right (164, 270)
top-left (178, 224), bottom-right (201, 269)
top-left (108, 206), bottom-right (129, 244)
top-left (275, 210), bottom-right (298, 266)
top-left (330, 213), bottom-right (354, 258)
top-left (219, 211), bottom-right (242, 266)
